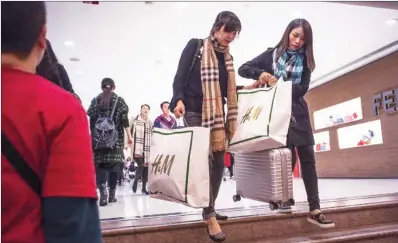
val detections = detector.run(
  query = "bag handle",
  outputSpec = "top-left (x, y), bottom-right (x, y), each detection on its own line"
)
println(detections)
top-left (183, 39), bottom-right (204, 88)
top-left (1, 132), bottom-right (41, 196)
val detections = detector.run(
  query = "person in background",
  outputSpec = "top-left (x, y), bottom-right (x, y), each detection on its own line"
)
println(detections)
top-left (153, 101), bottom-right (177, 129)
top-left (171, 11), bottom-right (241, 242)
top-left (1, 2), bottom-right (102, 243)
top-left (238, 18), bottom-right (335, 228)
top-left (87, 78), bottom-right (132, 206)
top-left (130, 104), bottom-right (153, 195)
top-left (227, 152), bottom-right (235, 180)
top-left (36, 39), bottom-right (80, 102)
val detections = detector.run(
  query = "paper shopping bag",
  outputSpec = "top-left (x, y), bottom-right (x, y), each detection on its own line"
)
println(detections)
top-left (228, 79), bottom-right (292, 153)
top-left (148, 126), bottom-right (210, 208)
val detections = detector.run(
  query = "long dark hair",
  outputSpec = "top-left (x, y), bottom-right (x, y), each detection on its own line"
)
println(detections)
top-left (210, 11), bottom-right (242, 36)
top-left (36, 39), bottom-right (63, 86)
top-left (100, 78), bottom-right (115, 109)
top-left (275, 18), bottom-right (315, 72)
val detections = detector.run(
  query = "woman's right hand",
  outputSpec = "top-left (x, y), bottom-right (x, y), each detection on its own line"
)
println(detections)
top-left (259, 72), bottom-right (278, 86)
top-left (174, 100), bottom-right (185, 118)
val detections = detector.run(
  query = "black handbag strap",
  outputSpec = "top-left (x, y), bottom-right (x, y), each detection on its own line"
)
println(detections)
top-left (1, 131), bottom-right (42, 196)
top-left (184, 39), bottom-right (203, 87)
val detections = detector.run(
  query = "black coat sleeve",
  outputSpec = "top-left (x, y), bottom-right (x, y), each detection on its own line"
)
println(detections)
top-left (172, 38), bottom-right (198, 104)
top-left (238, 50), bottom-right (271, 81)
top-left (58, 64), bottom-right (75, 93)
top-left (42, 197), bottom-right (102, 243)
top-left (292, 66), bottom-right (311, 100)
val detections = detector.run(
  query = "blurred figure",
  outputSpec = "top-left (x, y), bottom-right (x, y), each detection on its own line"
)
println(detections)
top-left (36, 39), bottom-right (80, 101)
top-left (153, 101), bottom-right (177, 129)
top-left (87, 78), bottom-right (132, 206)
top-left (1, 2), bottom-right (102, 243)
top-left (130, 104), bottom-right (153, 195)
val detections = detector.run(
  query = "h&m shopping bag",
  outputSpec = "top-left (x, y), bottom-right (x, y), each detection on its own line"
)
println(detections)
top-left (228, 79), bottom-right (292, 153)
top-left (148, 126), bottom-right (210, 208)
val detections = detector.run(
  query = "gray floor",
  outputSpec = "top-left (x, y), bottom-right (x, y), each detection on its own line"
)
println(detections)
top-left (99, 178), bottom-right (398, 220)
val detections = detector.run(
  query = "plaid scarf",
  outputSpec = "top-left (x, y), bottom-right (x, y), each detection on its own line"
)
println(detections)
top-left (132, 115), bottom-right (152, 165)
top-left (272, 48), bottom-right (305, 84)
top-left (201, 36), bottom-right (238, 152)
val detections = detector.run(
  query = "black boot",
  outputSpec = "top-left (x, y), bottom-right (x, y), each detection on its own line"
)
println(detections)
top-left (99, 184), bottom-right (108, 207)
top-left (109, 189), bottom-right (117, 203)
top-left (142, 181), bottom-right (149, 195)
top-left (132, 180), bottom-right (138, 193)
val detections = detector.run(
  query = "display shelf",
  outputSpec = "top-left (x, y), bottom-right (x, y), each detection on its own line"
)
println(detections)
top-left (313, 131), bottom-right (331, 152)
top-left (337, 120), bottom-right (383, 149)
top-left (313, 97), bottom-right (363, 130)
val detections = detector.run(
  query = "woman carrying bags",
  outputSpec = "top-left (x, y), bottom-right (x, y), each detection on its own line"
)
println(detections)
top-left (238, 18), bottom-right (335, 229)
top-left (171, 11), bottom-right (242, 242)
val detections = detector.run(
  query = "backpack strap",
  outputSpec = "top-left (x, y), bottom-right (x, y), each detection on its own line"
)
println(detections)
top-left (1, 131), bottom-right (42, 196)
top-left (110, 95), bottom-right (119, 118)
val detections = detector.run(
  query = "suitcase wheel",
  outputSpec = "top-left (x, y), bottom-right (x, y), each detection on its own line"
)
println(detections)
top-left (232, 194), bottom-right (241, 202)
top-left (269, 202), bottom-right (279, 211)
top-left (288, 199), bottom-right (295, 206)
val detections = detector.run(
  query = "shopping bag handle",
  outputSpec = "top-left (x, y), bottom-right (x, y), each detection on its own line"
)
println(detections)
top-left (176, 116), bottom-right (189, 128)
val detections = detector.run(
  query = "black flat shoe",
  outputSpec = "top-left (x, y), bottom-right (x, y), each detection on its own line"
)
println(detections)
top-left (206, 227), bottom-right (226, 242)
top-left (216, 213), bottom-right (228, 221)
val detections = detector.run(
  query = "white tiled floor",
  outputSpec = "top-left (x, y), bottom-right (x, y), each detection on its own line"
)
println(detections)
top-left (99, 178), bottom-right (398, 220)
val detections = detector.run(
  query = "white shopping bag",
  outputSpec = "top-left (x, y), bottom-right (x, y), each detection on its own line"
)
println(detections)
top-left (228, 79), bottom-right (292, 153)
top-left (148, 126), bottom-right (210, 208)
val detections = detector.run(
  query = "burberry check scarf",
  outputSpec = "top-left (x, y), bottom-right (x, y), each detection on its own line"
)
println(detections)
top-left (201, 36), bottom-right (238, 152)
top-left (272, 47), bottom-right (305, 84)
top-left (132, 115), bottom-right (152, 165)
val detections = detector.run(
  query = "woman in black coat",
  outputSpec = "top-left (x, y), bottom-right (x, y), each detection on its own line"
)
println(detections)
top-left (238, 18), bottom-right (335, 229)
top-left (36, 39), bottom-right (80, 101)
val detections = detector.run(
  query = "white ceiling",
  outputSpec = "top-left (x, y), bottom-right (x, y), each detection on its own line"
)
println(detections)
top-left (46, 1), bottom-right (398, 119)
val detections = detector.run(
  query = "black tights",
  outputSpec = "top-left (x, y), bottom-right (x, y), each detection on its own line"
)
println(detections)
top-left (290, 145), bottom-right (320, 211)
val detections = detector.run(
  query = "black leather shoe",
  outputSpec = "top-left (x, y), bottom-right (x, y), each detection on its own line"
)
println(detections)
top-left (216, 213), bottom-right (228, 221)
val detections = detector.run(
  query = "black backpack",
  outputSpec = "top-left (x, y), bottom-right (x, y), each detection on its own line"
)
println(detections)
top-left (92, 96), bottom-right (119, 150)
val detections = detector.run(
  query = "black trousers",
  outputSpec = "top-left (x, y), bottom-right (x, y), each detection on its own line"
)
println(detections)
top-left (96, 167), bottom-right (118, 190)
top-left (134, 157), bottom-right (148, 190)
top-left (185, 111), bottom-right (225, 220)
top-left (289, 145), bottom-right (320, 211)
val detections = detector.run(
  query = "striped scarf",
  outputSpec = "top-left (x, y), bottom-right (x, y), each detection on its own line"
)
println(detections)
top-left (272, 48), bottom-right (305, 84)
top-left (201, 36), bottom-right (238, 152)
top-left (131, 115), bottom-right (152, 165)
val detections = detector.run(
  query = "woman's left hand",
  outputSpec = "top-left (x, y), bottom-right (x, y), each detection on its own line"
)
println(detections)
top-left (243, 81), bottom-right (260, 90)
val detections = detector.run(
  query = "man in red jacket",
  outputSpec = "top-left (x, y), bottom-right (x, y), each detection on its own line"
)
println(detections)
top-left (1, 2), bottom-right (102, 243)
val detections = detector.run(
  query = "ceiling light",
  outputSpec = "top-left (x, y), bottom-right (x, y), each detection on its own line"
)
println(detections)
top-left (64, 40), bottom-right (75, 46)
top-left (385, 18), bottom-right (397, 26)
top-left (69, 57), bottom-right (80, 62)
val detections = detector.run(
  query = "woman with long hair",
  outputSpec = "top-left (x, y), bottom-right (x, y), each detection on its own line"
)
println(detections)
top-left (87, 78), bottom-right (132, 206)
top-left (238, 19), bottom-right (335, 229)
top-left (171, 11), bottom-right (242, 242)
top-left (36, 39), bottom-right (79, 100)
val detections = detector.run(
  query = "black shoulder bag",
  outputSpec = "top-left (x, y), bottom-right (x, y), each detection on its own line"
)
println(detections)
top-left (170, 39), bottom-right (204, 112)
top-left (1, 131), bottom-right (42, 196)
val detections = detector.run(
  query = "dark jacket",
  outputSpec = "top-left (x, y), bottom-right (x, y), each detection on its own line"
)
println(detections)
top-left (58, 64), bottom-right (75, 94)
top-left (172, 38), bottom-right (229, 114)
top-left (238, 48), bottom-right (315, 147)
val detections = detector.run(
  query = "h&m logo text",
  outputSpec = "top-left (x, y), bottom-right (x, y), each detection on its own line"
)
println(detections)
top-left (151, 154), bottom-right (175, 176)
top-left (240, 106), bottom-right (263, 124)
